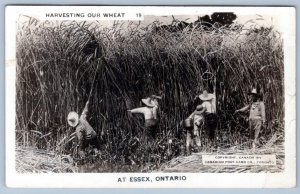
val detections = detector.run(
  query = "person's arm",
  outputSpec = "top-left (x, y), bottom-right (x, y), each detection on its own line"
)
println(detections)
top-left (81, 101), bottom-right (89, 119)
top-left (236, 105), bottom-right (250, 113)
top-left (152, 106), bottom-right (159, 120)
top-left (128, 107), bottom-right (146, 114)
top-left (211, 94), bottom-right (216, 113)
top-left (76, 129), bottom-right (83, 147)
top-left (260, 102), bottom-right (266, 123)
top-left (198, 108), bottom-right (206, 115)
top-left (200, 102), bottom-right (207, 112)
top-left (188, 111), bottom-right (195, 119)
top-left (151, 95), bottom-right (162, 100)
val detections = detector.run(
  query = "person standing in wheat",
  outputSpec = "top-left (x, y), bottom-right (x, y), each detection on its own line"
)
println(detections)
top-left (67, 100), bottom-right (99, 158)
top-left (197, 90), bottom-right (218, 143)
top-left (235, 89), bottom-right (266, 149)
top-left (127, 95), bottom-right (162, 142)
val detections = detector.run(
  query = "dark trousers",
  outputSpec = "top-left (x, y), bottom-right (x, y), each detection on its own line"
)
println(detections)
top-left (145, 119), bottom-right (158, 140)
top-left (204, 113), bottom-right (218, 140)
top-left (80, 136), bottom-right (101, 151)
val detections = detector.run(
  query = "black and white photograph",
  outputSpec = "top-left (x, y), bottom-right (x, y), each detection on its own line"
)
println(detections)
top-left (5, 6), bottom-right (295, 188)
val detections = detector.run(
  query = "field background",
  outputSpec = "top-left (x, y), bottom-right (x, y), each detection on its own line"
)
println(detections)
top-left (15, 14), bottom-right (284, 173)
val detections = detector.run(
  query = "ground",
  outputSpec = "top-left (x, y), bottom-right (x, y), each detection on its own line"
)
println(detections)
top-left (16, 132), bottom-right (284, 173)
top-left (160, 145), bottom-right (284, 173)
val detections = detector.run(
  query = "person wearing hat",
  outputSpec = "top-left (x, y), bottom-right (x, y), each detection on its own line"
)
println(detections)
top-left (197, 90), bottom-right (218, 142)
top-left (198, 90), bottom-right (216, 114)
top-left (127, 95), bottom-right (161, 140)
top-left (185, 105), bottom-right (205, 155)
top-left (67, 100), bottom-right (99, 158)
top-left (235, 89), bottom-right (266, 149)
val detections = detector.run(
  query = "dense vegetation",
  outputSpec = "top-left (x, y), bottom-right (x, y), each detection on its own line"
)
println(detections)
top-left (16, 16), bottom-right (284, 172)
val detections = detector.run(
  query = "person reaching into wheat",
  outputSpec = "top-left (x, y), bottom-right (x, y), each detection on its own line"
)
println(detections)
top-left (127, 95), bottom-right (162, 142)
top-left (196, 90), bottom-right (218, 144)
top-left (235, 88), bottom-right (266, 150)
top-left (67, 100), bottom-right (100, 158)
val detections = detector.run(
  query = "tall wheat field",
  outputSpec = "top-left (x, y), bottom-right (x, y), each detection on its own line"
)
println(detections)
top-left (15, 16), bottom-right (284, 173)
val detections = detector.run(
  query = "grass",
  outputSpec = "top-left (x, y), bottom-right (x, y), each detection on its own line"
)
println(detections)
top-left (16, 146), bottom-right (77, 173)
top-left (162, 130), bottom-right (284, 173)
top-left (16, 16), bottom-right (284, 172)
top-left (16, 128), bottom-right (284, 173)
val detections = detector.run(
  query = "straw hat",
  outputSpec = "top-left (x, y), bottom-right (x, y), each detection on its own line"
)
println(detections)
top-left (196, 105), bottom-right (204, 111)
top-left (199, 90), bottom-right (214, 101)
top-left (247, 88), bottom-right (262, 99)
top-left (142, 97), bottom-right (157, 107)
top-left (194, 105), bottom-right (205, 115)
top-left (247, 88), bottom-right (259, 95)
top-left (67, 112), bottom-right (79, 127)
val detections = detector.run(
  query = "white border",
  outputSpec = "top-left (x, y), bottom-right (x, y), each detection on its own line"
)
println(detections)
top-left (5, 6), bottom-right (296, 188)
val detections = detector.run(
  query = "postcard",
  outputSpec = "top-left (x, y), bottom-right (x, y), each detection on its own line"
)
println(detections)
top-left (5, 6), bottom-right (296, 188)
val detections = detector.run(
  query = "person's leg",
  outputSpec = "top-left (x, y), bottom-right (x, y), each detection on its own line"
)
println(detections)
top-left (211, 114), bottom-right (218, 140)
top-left (150, 125), bottom-right (158, 139)
top-left (146, 125), bottom-right (157, 148)
top-left (89, 136), bottom-right (101, 150)
top-left (249, 119), bottom-right (255, 148)
top-left (78, 140), bottom-right (88, 158)
top-left (145, 119), bottom-right (158, 146)
top-left (193, 121), bottom-right (199, 136)
top-left (205, 114), bottom-right (217, 148)
top-left (253, 119), bottom-right (262, 149)
top-left (186, 130), bottom-right (193, 155)
top-left (193, 123), bottom-right (201, 151)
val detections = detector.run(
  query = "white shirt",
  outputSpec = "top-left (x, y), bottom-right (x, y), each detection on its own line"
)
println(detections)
top-left (201, 101), bottom-right (216, 114)
top-left (199, 93), bottom-right (216, 114)
top-left (130, 106), bottom-right (158, 120)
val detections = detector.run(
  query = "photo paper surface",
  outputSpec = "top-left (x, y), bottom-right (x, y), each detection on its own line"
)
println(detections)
top-left (5, 6), bottom-right (296, 188)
